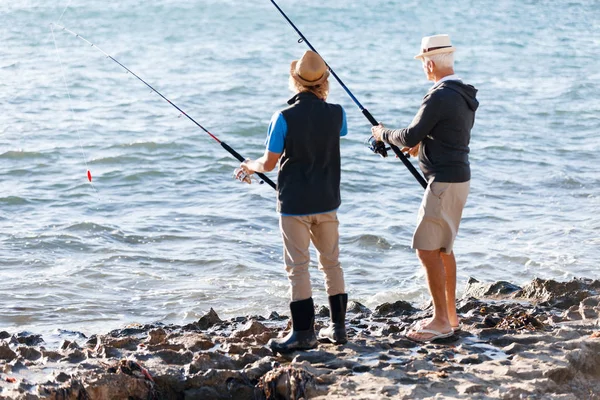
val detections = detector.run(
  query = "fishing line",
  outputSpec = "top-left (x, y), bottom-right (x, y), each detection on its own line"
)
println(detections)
top-left (270, 0), bottom-right (428, 189)
top-left (50, 23), bottom-right (96, 189)
top-left (50, 23), bottom-right (276, 190)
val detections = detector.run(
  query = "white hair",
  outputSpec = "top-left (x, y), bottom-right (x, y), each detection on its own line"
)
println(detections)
top-left (423, 52), bottom-right (454, 69)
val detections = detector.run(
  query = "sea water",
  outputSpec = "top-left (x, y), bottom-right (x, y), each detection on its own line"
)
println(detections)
top-left (1, 0), bottom-right (599, 335)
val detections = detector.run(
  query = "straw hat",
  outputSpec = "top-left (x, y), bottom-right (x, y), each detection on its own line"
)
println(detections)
top-left (290, 50), bottom-right (330, 87)
top-left (414, 34), bottom-right (456, 60)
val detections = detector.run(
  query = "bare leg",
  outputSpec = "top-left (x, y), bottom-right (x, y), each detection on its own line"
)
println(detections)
top-left (440, 251), bottom-right (459, 328)
top-left (407, 249), bottom-right (452, 341)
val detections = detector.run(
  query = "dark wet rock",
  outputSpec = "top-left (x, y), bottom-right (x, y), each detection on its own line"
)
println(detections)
top-left (0, 343), bottom-right (17, 361)
top-left (374, 300), bottom-right (416, 317)
top-left (195, 308), bottom-right (223, 330)
top-left (463, 277), bottom-right (522, 299)
top-left (458, 354), bottom-right (492, 364)
top-left (65, 349), bottom-right (88, 363)
top-left (316, 305), bottom-right (330, 318)
top-left (41, 349), bottom-right (63, 361)
top-left (515, 277), bottom-right (600, 309)
top-left (55, 372), bottom-right (71, 382)
top-left (390, 338), bottom-right (418, 349)
top-left (232, 320), bottom-right (270, 338)
top-left (17, 346), bottom-right (42, 361)
top-left (268, 311), bottom-right (287, 321)
top-left (482, 314), bottom-right (501, 327)
top-left (347, 301), bottom-right (371, 315)
top-left (109, 325), bottom-right (148, 337)
top-left (352, 364), bottom-right (371, 373)
top-left (0, 331), bottom-right (10, 340)
top-left (12, 332), bottom-right (44, 346)
top-left (60, 340), bottom-right (81, 350)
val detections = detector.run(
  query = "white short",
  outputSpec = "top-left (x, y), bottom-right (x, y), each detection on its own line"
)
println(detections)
top-left (412, 180), bottom-right (470, 254)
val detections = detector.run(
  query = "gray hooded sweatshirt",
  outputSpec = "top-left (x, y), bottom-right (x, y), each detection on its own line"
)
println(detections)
top-left (381, 80), bottom-right (479, 183)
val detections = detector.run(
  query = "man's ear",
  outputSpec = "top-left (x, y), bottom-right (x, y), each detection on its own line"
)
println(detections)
top-left (427, 60), bottom-right (435, 72)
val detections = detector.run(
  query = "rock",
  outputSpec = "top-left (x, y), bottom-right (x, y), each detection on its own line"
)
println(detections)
top-left (155, 350), bottom-right (194, 365)
top-left (544, 366), bottom-right (575, 384)
top-left (187, 337), bottom-right (215, 352)
top-left (565, 341), bottom-right (600, 376)
top-left (406, 359), bottom-right (437, 372)
top-left (352, 364), bottom-right (371, 373)
top-left (147, 328), bottom-right (167, 345)
top-left (461, 384), bottom-right (487, 394)
top-left (316, 305), bottom-right (329, 317)
top-left (374, 300), bottom-right (416, 317)
top-left (65, 349), bottom-right (87, 363)
top-left (502, 342), bottom-right (527, 355)
top-left (17, 346), bottom-right (42, 361)
top-left (232, 320), bottom-right (270, 338)
top-left (0, 331), bottom-right (10, 340)
top-left (347, 301), bottom-right (371, 315)
top-left (12, 332), bottom-right (44, 346)
top-left (55, 372), bottom-right (71, 383)
top-left (103, 336), bottom-right (139, 350)
top-left (42, 349), bottom-right (63, 361)
top-left (61, 340), bottom-right (81, 350)
top-left (196, 308), bottom-right (223, 330)
top-left (0, 343), bottom-right (17, 361)
top-left (258, 366), bottom-right (316, 400)
top-left (463, 277), bottom-right (522, 298)
top-left (380, 385), bottom-right (399, 396)
top-left (292, 350), bottom-right (337, 364)
top-left (458, 354), bottom-right (492, 365)
top-left (514, 278), bottom-right (600, 309)
top-left (268, 311), bottom-right (287, 320)
top-left (554, 328), bottom-right (581, 341)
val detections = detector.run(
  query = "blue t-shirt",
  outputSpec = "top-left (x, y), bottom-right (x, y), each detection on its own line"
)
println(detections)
top-left (264, 107), bottom-right (347, 216)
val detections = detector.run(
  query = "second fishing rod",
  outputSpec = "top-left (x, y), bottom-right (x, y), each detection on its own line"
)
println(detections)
top-left (51, 23), bottom-right (276, 190)
top-left (270, 0), bottom-right (428, 190)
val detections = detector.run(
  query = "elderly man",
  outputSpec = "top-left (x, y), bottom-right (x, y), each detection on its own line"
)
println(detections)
top-left (238, 50), bottom-right (349, 353)
top-left (371, 34), bottom-right (479, 342)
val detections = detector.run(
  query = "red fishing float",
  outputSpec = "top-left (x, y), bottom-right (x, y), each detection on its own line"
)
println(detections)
top-left (87, 170), bottom-right (92, 182)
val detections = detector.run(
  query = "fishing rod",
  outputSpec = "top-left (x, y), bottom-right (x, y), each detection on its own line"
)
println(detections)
top-left (270, 0), bottom-right (428, 190)
top-left (50, 23), bottom-right (276, 190)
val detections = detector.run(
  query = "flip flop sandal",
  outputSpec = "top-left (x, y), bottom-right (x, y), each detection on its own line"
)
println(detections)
top-left (405, 327), bottom-right (454, 343)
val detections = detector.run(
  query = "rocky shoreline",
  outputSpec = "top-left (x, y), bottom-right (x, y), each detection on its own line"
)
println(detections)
top-left (1, 277), bottom-right (599, 400)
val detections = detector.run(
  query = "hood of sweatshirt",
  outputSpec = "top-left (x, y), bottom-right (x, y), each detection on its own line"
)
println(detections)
top-left (438, 80), bottom-right (479, 112)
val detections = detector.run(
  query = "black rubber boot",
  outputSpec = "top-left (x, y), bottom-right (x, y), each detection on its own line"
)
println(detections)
top-left (269, 297), bottom-right (317, 354)
top-left (318, 293), bottom-right (348, 344)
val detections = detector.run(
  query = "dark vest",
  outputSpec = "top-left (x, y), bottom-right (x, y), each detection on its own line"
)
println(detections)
top-left (277, 92), bottom-right (343, 215)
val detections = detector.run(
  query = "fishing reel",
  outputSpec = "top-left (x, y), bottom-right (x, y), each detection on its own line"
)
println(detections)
top-left (233, 167), bottom-right (264, 185)
top-left (366, 135), bottom-right (390, 158)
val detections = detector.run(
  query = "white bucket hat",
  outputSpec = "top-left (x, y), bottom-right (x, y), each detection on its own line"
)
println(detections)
top-left (414, 34), bottom-right (456, 60)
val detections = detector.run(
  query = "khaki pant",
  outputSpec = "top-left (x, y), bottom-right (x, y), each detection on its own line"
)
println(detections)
top-left (279, 211), bottom-right (345, 301)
